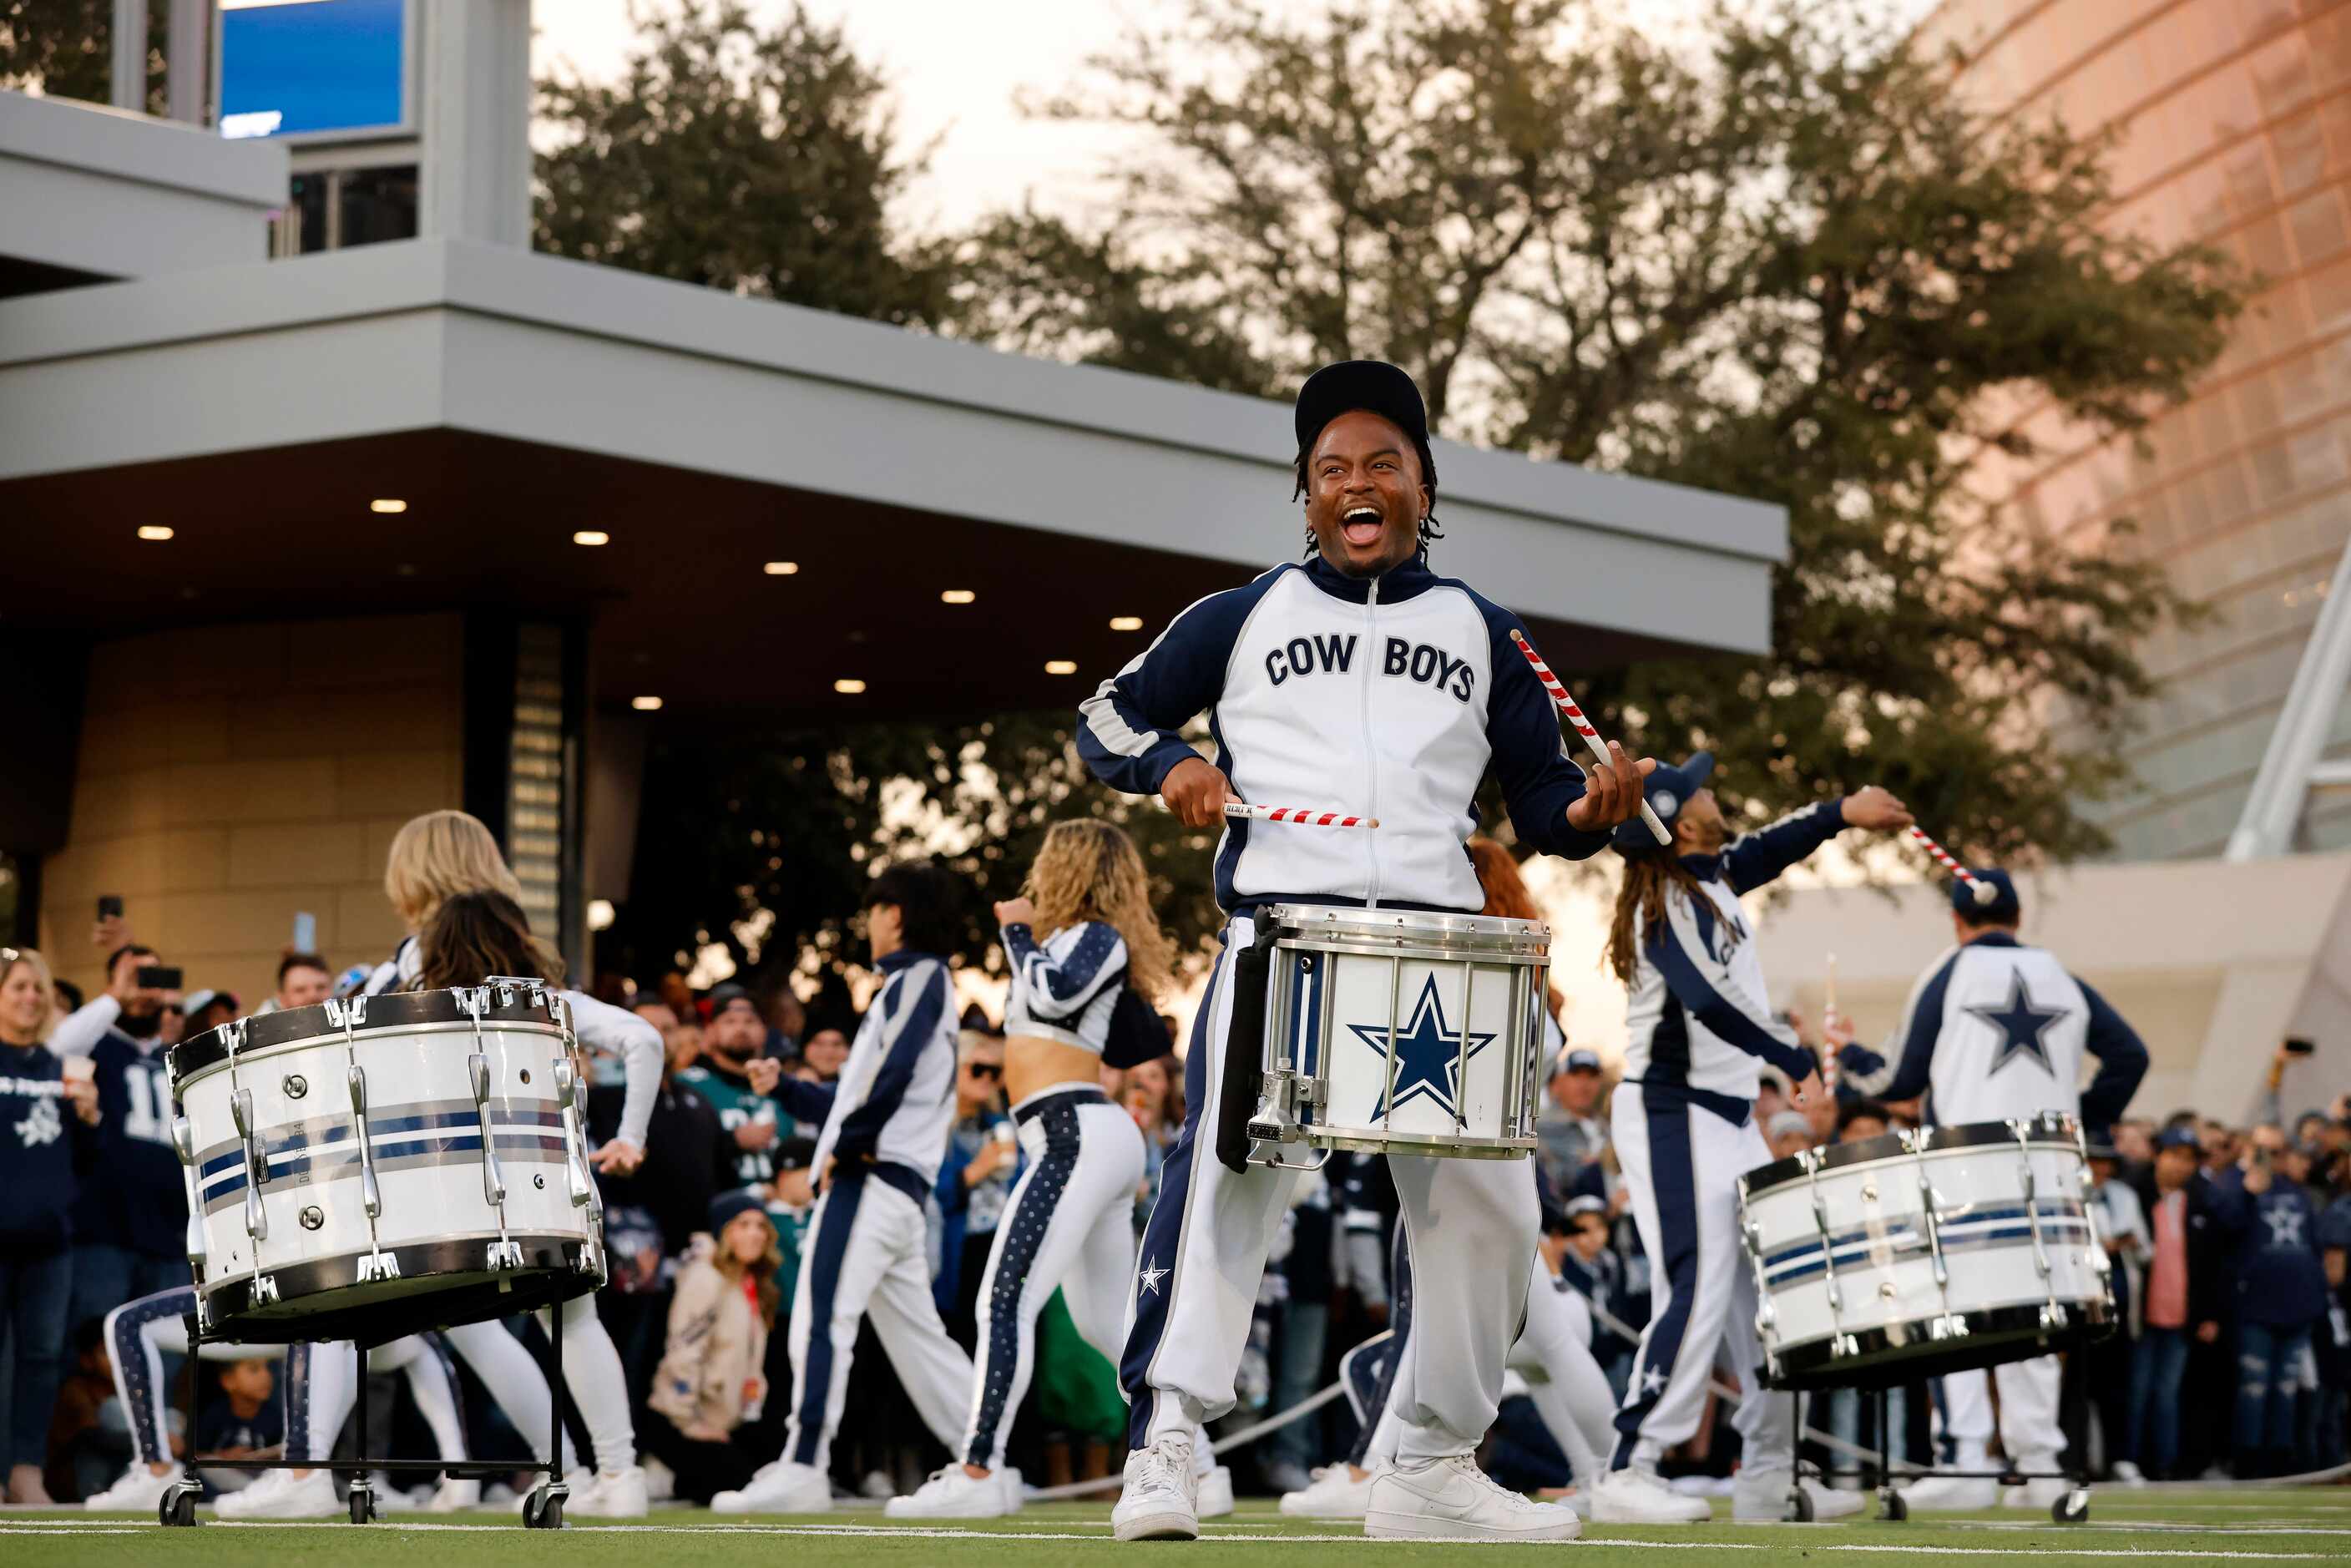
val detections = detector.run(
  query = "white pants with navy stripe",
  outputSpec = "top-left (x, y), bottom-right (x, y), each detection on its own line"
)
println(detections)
top-left (963, 1086), bottom-right (1145, 1471)
top-left (1121, 913), bottom-right (1537, 1462)
top-left (786, 1170), bottom-right (975, 1473)
top-left (1937, 1356), bottom-right (2064, 1470)
top-left (1608, 1080), bottom-right (1793, 1472)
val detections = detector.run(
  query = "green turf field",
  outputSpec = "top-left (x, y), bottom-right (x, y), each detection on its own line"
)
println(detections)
top-left (13, 1490), bottom-right (2351, 1565)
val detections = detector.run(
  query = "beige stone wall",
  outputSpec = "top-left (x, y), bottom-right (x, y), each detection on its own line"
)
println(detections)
top-left (37, 615), bottom-right (465, 1011)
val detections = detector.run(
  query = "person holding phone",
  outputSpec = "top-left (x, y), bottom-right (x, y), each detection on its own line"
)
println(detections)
top-left (2211, 1124), bottom-right (2330, 1476)
top-left (47, 922), bottom-right (189, 1338)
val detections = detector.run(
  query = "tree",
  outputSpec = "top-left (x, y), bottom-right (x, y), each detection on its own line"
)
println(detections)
top-left (0, 1), bottom-right (163, 113)
top-left (534, 0), bottom-right (951, 326)
top-left (953, 0), bottom-right (2242, 864)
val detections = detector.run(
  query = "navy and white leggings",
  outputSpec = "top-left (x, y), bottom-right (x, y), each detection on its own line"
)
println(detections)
top-left (961, 1084), bottom-right (1145, 1471)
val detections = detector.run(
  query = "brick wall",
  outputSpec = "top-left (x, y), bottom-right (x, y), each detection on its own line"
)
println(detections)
top-left (37, 615), bottom-right (465, 1009)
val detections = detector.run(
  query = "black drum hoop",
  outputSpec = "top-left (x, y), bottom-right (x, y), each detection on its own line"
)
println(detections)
top-left (196, 1233), bottom-right (601, 1343)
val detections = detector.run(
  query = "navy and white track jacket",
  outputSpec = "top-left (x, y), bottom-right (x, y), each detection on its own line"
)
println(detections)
top-left (1078, 552), bottom-right (1610, 913)
top-left (1620, 802), bottom-right (1848, 1110)
top-left (1002, 922), bottom-right (1126, 1055)
top-left (801, 950), bottom-right (958, 1186)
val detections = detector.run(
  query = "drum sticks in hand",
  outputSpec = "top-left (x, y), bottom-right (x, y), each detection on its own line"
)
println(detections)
top-left (1509, 630), bottom-right (1671, 846)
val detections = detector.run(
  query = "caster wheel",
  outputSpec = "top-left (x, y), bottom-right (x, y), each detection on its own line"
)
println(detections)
top-left (2053, 1489), bottom-right (2089, 1525)
top-left (159, 1485), bottom-right (200, 1527)
top-left (1786, 1487), bottom-right (1815, 1523)
top-left (349, 1487), bottom-right (377, 1525)
top-left (1878, 1490), bottom-right (1909, 1523)
top-left (523, 1488), bottom-right (564, 1530)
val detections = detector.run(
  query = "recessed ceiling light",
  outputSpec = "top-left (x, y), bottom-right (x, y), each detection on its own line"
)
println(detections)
top-left (137, 526), bottom-right (173, 541)
top-left (573, 529), bottom-right (609, 546)
top-left (940, 589), bottom-right (976, 604)
top-left (764, 560), bottom-right (799, 575)
top-left (1044, 660), bottom-right (1079, 675)
top-left (631, 695), bottom-right (663, 711)
top-left (834, 678), bottom-right (867, 694)
top-left (1109, 615), bottom-right (1144, 631)
top-left (371, 498), bottom-right (407, 514)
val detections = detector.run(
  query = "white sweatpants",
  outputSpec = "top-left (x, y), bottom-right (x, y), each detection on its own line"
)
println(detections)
top-left (442, 1298), bottom-right (628, 1473)
top-left (1609, 1080), bottom-right (1793, 1473)
top-left (1938, 1355), bottom-right (2065, 1470)
top-left (1123, 913), bottom-right (1537, 1462)
top-left (963, 1086), bottom-right (1144, 1471)
top-left (786, 1169), bottom-right (976, 1472)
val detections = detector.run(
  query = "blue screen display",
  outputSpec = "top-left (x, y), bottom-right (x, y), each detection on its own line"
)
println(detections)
top-left (219, 0), bottom-right (406, 140)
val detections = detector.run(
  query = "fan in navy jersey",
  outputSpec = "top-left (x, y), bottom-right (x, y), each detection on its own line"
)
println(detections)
top-left (0, 946), bottom-right (99, 1506)
top-left (48, 942), bottom-right (188, 1338)
top-left (1079, 359), bottom-right (1656, 1544)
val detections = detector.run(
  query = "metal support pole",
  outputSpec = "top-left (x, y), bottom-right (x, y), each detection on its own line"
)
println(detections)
top-left (166, 0), bottom-right (209, 124)
top-left (111, 0), bottom-right (146, 110)
top-left (349, 1340), bottom-right (373, 1523)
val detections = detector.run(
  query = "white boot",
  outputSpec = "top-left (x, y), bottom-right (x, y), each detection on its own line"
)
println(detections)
top-left (1364, 1454), bottom-right (1579, 1541)
top-left (1280, 1462), bottom-right (1378, 1520)
top-left (425, 1477), bottom-right (480, 1513)
top-left (571, 1466), bottom-right (648, 1518)
top-left (1111, 1432), bottom-right (1198, 1543)
top-left (1590, 1465), bottom-right (1712, 1524)
top-left (215, 1469), bottom-right (339, 1519)
top-left (1732, 1465), bottom-right (1865, 1521)
top-left (711, 1458), bottom-right (832, 1514)
top-left (1194, 1464), bottom-right (1235, 1520)
top-left (1896, 1474), bottom-right (2000, 1512)
top-left (82, 1466), bottom-right (177, 1512)
top-left (886, 1466), bottom-right (1011, 1520)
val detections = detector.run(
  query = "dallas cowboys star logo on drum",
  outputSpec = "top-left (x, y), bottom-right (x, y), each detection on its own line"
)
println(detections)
top-left (1964, 973), bottom-right (2066, 1075)
top-left (1347, 975), bottom-right (1495, 1119)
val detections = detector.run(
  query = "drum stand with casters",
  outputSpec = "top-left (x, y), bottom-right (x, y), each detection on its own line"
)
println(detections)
top-left (157, 1309), bottom-right (573, 1529)
top-left (1792, 1382), bottom-right (2091, 1526)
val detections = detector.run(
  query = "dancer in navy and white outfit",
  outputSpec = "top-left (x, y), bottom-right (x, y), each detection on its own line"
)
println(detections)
top-left (1593, 752), bottom-right (1912, 1523)
top-left (1083, 360), bottom-right (1656, 1543)
top-left (1841, 869), bottom-right (2146, 1512)
top-left (887, 821), bottom-right (1228, 1518)
top-left (715, 862), bottom-right (978, 1515)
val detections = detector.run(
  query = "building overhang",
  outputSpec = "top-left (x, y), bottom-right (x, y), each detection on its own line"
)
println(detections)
top-left (2, 237), bottom-right (1786, 720)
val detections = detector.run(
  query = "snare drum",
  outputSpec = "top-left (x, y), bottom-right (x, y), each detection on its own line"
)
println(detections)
top-left (169, 982), bottom-right (607, 1344)
top-left (1737, 1113), bottom-right (2115, 1390)
top-left (1246, 904), bottom-right (1550, 1163)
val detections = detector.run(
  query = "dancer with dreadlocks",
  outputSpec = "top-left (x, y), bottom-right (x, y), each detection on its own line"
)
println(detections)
top-left (1079, 360), bottom-right (1656, 1542)
top-left (1593, 754), bottom-right (1912, 1525)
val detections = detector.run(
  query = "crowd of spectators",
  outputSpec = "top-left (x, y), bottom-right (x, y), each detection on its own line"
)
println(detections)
top-left (3, 918), bottom-right (2349, 1508)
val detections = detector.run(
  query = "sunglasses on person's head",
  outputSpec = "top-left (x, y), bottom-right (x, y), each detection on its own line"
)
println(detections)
top-left (963, 1060), bottom-right (1002, 1080)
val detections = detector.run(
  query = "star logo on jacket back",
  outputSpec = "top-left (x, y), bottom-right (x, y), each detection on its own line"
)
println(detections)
top-left (1348, 975), bottom-right (1495, 1120)
top-left (1962, 972), bottom-right (2067, 1076)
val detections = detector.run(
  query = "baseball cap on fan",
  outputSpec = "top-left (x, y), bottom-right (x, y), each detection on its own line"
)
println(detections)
top-left (1295, 360), bottom-right (1431, 455)
top-left (1610, 751), bottom-right (1714, 854)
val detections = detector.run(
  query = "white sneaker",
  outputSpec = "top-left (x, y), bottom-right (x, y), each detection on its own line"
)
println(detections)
top-left (426, 1477), bottom-right (480, 1512)
top-left (215, 1469), bottom-right (339, 1518)
top-left (83, 1466), bottom-right (177, 1512)
top-left (887, 1466), bottom-right (1012, 1520)
top-left (1195, 1464), bottom-right (1234, 1519)
top-left (1896, 1474), bottom-right (1999, 1512)
top-left (2110, 1460), bottom-right (2146, 1489)
top-left (370, 1474), bottom-right (417, 1510)
top-left (1365, 1454), bottom-right (1579, 1541)
top-left (2001, 1476), bottom-right (2075, 1511)
top-left (1111, 1432), bottom-right (1198, 1542)
top-left (1590, 1465), bottom-right (1712, 1524)
top-left (999, 1465), bottom-right (1025, 1514)
top-left (1280, 1462), bottom-right (1378, 1520)
top-left (711, 1459), bottom-right (832, 1515)
top-left (570, 1466), bottom-right (647, 1518)
top-left (1732, 1468), bottom-right (1865, 1521)
top-left (641, 1456), bottom-right (676, 1502)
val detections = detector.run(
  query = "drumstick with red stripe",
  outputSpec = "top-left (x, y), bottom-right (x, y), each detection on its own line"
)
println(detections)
top-left (1508, 630), bottom-right (1671, 846)
top-left (1907, 825), bottom-right (1999, 906)
top-left (1223, 802), bottom-right (1379, 830)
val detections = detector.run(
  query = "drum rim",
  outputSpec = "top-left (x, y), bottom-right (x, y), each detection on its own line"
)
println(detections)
top-left (1300, 1128), bottom-right (1536, 1158)
top-left (1740, 1112), bottom-right (2084, 1197)
top-left (1761, 1297), bottom-right (2116, 1391)
top-left (196, 1232), bottom-right (603, 1342)
top-left (1264, 903), bottom-right (1550, 948)
top-left (173, 988), bottom-right (569, 1082)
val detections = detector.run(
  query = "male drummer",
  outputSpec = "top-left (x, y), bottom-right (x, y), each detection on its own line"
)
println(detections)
top-left (1078, 359), bottom-right (1653, 1542)
top-left (1841, 869), bottom-right (2147, 1512)
top-left (1595, 753), bottom-right (1913, 1524)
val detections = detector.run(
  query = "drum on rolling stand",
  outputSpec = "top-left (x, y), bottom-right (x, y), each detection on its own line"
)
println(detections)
top-left (1241, 904), bottom-right (1550, 1167)
top-left (1736, 1111), bottom-right (2113, 1523)
top-left (160, 979), bottom-right (607, 1528)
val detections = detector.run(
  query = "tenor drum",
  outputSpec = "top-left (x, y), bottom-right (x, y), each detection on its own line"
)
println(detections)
top-left (1737, 1112), bottom-right (2115, 1390)
top-left (1246, 903), bottom-right (1549, 1163)
top-left (169, 982), bottom-right (607, 1344)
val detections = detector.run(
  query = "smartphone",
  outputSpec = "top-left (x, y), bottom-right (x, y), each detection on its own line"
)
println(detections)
top-left (2285, 1037), bottom-right (2317, 1057)
top-left (135, 964), bottom-right (183, 991)
top-left (292, 912), bottom-right (316, 953)
top-left (97, 895), bottom-right (123, 921)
